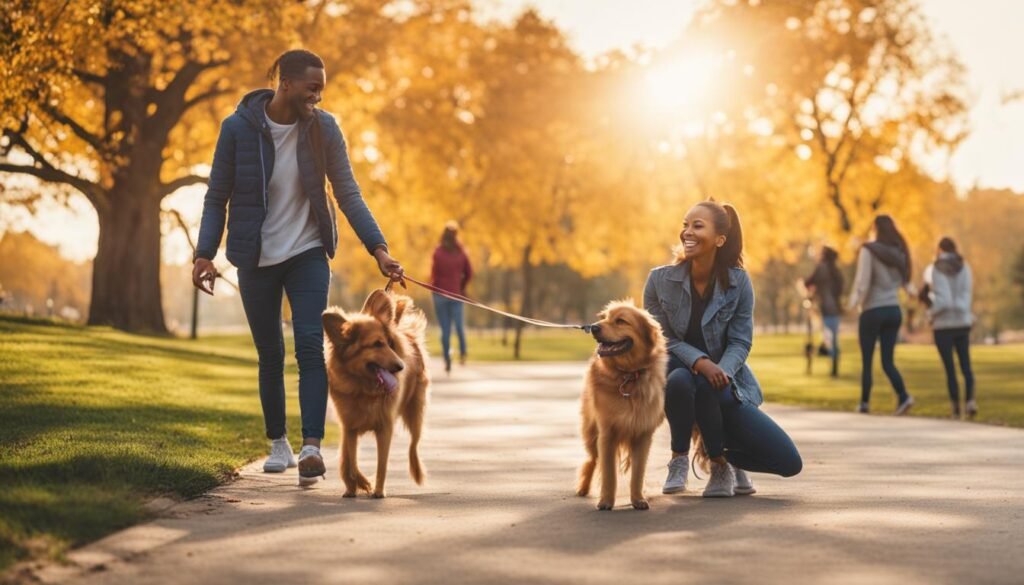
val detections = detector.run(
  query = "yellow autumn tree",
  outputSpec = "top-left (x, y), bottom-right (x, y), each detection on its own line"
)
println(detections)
top-left (0, 1), bottom-right (303, 332)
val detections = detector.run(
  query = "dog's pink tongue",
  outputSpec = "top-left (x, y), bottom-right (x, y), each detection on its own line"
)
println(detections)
top-left (377, 369), bottom-right (399, 393)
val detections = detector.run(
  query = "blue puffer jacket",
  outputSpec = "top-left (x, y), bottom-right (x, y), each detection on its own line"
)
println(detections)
top-left (195, 89), bottom-right (386, 268)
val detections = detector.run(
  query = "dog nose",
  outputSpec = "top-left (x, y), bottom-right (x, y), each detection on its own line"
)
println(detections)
top-left (392, 361), bottom-right (405, 373)
top-left (589, 323), bottom-right (601, 336)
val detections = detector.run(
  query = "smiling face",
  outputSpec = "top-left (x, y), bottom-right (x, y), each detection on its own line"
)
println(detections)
top-left (680, 204), bottom-right (727, 262)
top-left (281, 65), bottom-right (325, 120)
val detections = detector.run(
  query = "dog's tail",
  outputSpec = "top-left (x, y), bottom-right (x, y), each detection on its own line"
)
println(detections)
top-left (691, 427), bottom-right (709, 475)
top-left (619, 448), bottom-right (631, 474)
top-left (408, 444), bottom-right (426, 485)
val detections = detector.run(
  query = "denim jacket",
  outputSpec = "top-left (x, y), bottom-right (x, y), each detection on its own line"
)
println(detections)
top-left (643, 262), bottom-right (763, 406)
top-left (195, 89), bottom-right (386, 268)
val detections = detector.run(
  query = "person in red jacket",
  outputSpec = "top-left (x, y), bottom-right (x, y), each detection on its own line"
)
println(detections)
top-left (431, 221), bottom-right (473, 372)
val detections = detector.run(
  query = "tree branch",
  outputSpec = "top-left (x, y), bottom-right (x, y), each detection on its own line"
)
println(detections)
top-left (72, 68), bottom-right (106, 87)
top-left (159, 58), bottom-right (230, 106)
top-left (160, 174), bottom-right (207, 197)
top-left (0, 162), bottom-right (102, 208)
top-left (38, 103), bottom-right (108, 155)
top-left (183, 87), bottom-right (231, 112)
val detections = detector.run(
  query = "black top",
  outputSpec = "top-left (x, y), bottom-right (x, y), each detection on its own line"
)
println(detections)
top-left (684, 277), bottom-right (714, 355)
top-left (805, 263), bottom-right (841, 317)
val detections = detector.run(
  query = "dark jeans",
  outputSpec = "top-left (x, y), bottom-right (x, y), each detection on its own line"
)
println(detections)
top-left (858, 305), bottom-right (908, 404)
top-left (664, 356), bottom-right (802, 476)
top-left (432, 293), bottom-right (467, 361)
top-left (237, 247), bottom-right (330, 440)
top-left (823, 315), bottom-right (840, 374)
top-left (934, 327), bottom-right (975, 403)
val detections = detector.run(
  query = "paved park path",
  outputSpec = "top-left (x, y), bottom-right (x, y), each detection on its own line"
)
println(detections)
top-left (32, 361), bottom-right (1024, 584)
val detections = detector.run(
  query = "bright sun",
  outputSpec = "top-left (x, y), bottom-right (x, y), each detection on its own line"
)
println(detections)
top-left (644, 53), bottom-right (719, 112)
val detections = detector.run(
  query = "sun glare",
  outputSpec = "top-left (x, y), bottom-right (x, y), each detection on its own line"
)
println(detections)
top-left (644, 53), bottom-right (719, 112)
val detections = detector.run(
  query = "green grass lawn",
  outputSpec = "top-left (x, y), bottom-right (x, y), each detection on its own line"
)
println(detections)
top-left (1, 317), bottom-right (1021, 572)
top-left (427, 327), bottom-right (1024, 426)
top-left (0, 317), bottom-right (336, 571)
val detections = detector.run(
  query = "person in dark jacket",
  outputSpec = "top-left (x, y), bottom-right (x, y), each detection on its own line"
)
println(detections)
top-left (805, 245), bottom-right (844, 377)
top-left (191, 50), bottom-right (404, 485)
top-left (430, 221), bottom-right (473, 373)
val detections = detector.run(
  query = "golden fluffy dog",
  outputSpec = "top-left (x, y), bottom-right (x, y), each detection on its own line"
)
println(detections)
top-left (322, 289), bottom-right (429, 498)
top-left (576, 301), bottom-right (667, 510)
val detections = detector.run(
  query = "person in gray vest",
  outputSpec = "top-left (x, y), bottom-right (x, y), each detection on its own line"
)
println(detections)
top-left (848, 215), bottom-right (915, 415)
top-left (191, 50), bottom-right (403, 486)
top-left (922, 237), bottom-right (976, 418)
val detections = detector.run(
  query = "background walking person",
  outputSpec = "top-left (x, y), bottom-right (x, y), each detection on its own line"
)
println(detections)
top-left (848, 215), bottom-right (915, 415)
top-left (922, 237), bottom-right (976, 418)
top-left (431, 220), bottom-right (473, 373)
top-left (847, 216), bottom-right (913, 415)
top-left (805, 245), bottom-right (845, 377)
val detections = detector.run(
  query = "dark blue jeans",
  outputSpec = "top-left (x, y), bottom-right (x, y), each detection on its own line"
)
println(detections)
top-left (664, 356), bottom-right (802, 476)
top-left (858, 305), bottom-right (908, 404)
top-left (822, 314), bottom-right (841, 375)
top-left (237, 247), bottom-right (330, 440)
top-left (432, 293), bottom-right (466, 361)
top-left (934, 327), bottom-right (974, 403)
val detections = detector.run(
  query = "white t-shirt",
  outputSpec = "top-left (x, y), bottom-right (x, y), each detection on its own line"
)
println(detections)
top-left (258, 110), bottom-right (322, 267)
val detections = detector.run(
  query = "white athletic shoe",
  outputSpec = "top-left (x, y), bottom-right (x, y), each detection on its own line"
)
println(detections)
top-left (297, 445), bottom-right (326, 486)
top-left (662, 455), bottom-right (689, 494)
top-left (702, 460), bottom-right (736, 498)
top-left (733, 466), bottom-right (756, 495)
top-left (895, 395), bottom-right (915, 416)
top-left (263, 437), bottom-right (296, 473)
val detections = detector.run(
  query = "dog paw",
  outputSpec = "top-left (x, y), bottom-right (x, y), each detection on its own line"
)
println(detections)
top-left (343, 490), bottom-right (357, 498)
top-left (596, 500), bottom-right (614, 511)
top-left (575, 489), bottom-right (589, 497)
top-left (372, 491), bottom-right (386, 499)
top-left (631, 499), bottom-right (650, 510)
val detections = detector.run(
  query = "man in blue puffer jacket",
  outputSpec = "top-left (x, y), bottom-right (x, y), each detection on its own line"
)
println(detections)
top-left (191, 49), bottom-right (404, 486)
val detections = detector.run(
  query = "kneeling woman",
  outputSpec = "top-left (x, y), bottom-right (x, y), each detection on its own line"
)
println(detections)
top-left (643, 201), bottom-right (802, 497)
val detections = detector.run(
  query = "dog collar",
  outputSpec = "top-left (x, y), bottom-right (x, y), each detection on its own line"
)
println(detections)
top-left (617, 369), bottom-right (645, 399)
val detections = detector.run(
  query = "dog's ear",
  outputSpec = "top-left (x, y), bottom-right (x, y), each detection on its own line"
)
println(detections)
top-left (362, 289), bottom-right (395, 323)
top-left (322, 309), bottom-right (351, 347)
top-left (393, 296), bottom-right (409, 324)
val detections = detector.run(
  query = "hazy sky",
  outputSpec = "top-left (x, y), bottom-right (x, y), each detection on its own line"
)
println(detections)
top-left (486, 0), bottom-right (1024, 191)
top-left (4, 0), bottom-right (1023, 263)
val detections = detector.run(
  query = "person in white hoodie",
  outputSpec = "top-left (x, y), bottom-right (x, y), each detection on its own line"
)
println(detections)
top-left (921, 237), bottom-right (976, 418)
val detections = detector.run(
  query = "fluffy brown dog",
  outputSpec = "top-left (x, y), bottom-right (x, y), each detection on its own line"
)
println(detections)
top-left (576, 301), bottom-right (667, 510)
top-left (322, 289), bottom-right (429, 498)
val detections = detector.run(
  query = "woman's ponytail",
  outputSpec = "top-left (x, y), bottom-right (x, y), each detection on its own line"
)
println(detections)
top-left (715, 204), bottom-right (745, 288)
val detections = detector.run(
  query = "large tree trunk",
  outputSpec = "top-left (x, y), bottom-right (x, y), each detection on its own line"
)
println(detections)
top-left (88, 180), bottom-right (167, 334)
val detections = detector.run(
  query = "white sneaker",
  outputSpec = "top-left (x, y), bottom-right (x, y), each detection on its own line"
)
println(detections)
top-left (733, 466), bottom-right (756, 495)
top-left (662, 455), bottom-right (689, 494)
top-left (895, 395), bottom-right (915, 416)
top-left (263, 437), bottom-right (296, 473)
top-left (297, 445), bottom-right (326, 486)
top-left (702, 460), bottom-right (736, 498)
